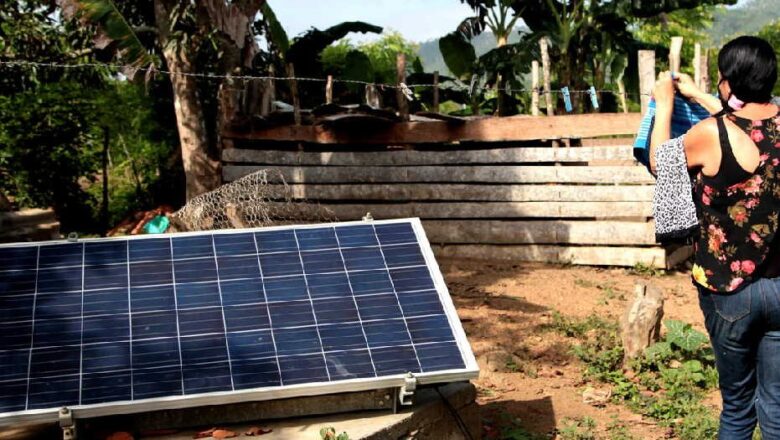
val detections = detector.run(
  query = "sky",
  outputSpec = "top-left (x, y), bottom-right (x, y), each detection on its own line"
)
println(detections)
top-left (269, 0), bottom-right (476, 43)
top-left (270, 0), bottom-right (753, 44)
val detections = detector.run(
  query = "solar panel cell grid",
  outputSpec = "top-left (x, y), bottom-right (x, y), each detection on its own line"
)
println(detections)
top-left (0, 219), bottom-right (474, 421)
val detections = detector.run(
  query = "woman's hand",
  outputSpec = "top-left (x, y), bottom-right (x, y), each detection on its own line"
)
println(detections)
top-left (653, 71), bottom-right (675, 113)
top-left (674, 73), bottom-right (700, 99)
top-left (674, 72), bottom-right (724, 115)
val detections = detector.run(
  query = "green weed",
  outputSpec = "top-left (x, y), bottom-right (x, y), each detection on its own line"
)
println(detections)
top-left (629, 263), bottom-right (667, 277)
top-left (319, 427), bottom-right (349, 440)
top-left (558, 417), bottom-right (598, 440)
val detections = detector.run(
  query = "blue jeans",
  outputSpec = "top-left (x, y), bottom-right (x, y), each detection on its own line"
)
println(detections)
top-left (699, 277), bottom-right (780, 440)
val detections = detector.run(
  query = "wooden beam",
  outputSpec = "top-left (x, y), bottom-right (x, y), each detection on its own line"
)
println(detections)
top-left (432, 244), bottom-right (667, 268)
top-left (267, 184), bottom-right (654, 202)
top-left (540, 37), bottom-right (554, 116)
top-left (531, 60), bottom-right (540, 116)
top-left (669, 36), bottom-right (683, 75)
top-left (638, 50), bottom-right (655, 115)
top-left (224, 113), bottom-right (642, 144)
top-left (287, 63), bottom-right (301, 126)
top-left (222, 145), bottom-right (636, 166)
top-left (296, 201), bottom-right (652, 220)
top-left (423, 220), bottom-right (656, 245)
top-left (223, 164), bottom-right (655, 184)
top-left (433, 71), bottom-right (440, 113)
top-left (699, 48), bottom-right (710, 92)
top-left (325, 75), bottom-right (333, 104)
top-left (397, 53), bottom-right (409, 121)
top-left (694, 43), bottom-right (702, 89)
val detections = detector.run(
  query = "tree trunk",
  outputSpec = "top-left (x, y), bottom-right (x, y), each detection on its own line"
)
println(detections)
top-left (154, 0), bottom-right (221, 201)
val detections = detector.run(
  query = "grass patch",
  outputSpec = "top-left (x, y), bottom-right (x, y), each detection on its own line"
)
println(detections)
top-left (549, 312), bottom-right (721, 440)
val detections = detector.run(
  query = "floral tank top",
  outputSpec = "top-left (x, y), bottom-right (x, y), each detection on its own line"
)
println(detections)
top-left (692, 111), bottom-right (780, 293)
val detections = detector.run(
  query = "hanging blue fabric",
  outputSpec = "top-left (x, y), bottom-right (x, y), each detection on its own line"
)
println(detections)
top-left (633, 94), bottom-right (711, 168)
top-left (561, 87), bottom-right (572, 112)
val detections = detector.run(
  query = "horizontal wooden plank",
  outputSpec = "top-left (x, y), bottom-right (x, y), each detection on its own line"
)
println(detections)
top-left (224, 165), bottom-right (655, 184)
top-left (432, 244), bottom-right (667, 268)
top-left (301, 202), bottom-right (652, 220)
top-left (0, 208), bottom-right (56, 229)
top-left (222, 145), bottom-right (636, 166)
top-left (224, 113), bottom-right (642, 144)
top-left (422, 220), bottom-right (656, 245)
top-left (278, 184), bottom-right (654, 202)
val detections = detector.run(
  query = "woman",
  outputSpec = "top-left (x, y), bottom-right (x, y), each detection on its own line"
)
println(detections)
top-left (652, 36), bottom-right (780, 439)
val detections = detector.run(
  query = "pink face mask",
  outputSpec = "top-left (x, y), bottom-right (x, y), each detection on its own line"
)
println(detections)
top-left (728, 94), bottom-right (746, 110)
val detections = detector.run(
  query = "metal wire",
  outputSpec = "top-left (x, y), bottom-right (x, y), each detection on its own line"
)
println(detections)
top-left (0, 59), bottom-right (653, 98)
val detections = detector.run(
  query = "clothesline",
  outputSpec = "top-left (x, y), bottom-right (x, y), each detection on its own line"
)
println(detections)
top-left (0, 60), bottom-right (654, 100)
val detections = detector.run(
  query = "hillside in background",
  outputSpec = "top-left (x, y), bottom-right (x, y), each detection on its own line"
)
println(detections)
top-left (417, 28), bottom-right (524, 76)
top-left (709, 0), bottom-right (780, 44)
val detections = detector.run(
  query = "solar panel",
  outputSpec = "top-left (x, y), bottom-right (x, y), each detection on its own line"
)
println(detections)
top-left (0, 218), bottom-right (478, 424)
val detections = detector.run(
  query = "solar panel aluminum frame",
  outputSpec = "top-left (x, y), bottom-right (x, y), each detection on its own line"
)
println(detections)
top-left (0, 218), bottom-right (479, 425)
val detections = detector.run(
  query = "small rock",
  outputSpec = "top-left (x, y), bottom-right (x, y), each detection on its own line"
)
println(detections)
top-left (582, 387), bottom-right (611, 407)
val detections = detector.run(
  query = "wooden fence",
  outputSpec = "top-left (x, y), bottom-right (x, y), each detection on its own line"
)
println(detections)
top-left (222, 113), bottom-right (690, 269)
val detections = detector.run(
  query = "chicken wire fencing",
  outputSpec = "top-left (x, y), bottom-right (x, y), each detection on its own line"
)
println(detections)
top-left (168, 169), bottom-right (338, 232)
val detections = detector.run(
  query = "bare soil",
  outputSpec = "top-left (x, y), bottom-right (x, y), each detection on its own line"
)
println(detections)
top-left (439, 258), bottom-right (718, 439)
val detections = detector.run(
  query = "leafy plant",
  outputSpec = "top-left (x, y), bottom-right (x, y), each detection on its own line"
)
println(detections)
top-left (319, 426), bottom-right (349, 440)
top-left (558, 416), bottom-right (597, 440)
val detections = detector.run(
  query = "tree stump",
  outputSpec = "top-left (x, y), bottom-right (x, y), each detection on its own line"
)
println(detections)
top-left (621, 283), bottom-right (664, 361)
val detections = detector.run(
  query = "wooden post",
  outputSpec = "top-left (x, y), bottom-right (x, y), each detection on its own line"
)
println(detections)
top-left (365, 84), bottom-right (380, 108)
top-left (531, 60), bottom-right (540, 116)
top-left (699, 48), bottom-right (710, 92)
top-left (638, 50), bottom-right (656, 115)
top-left (325, 75), bottom-right (333, 104)
top-left (540, 37), bottom-right (554, 116)
top-left (669, 36), bottom-right (683, 74)
top-left (617, 78), bottom-right (629, 114)
top-left (432, 71), bottom-right (440, 113)
top-left (101, 126), bottom-right (109, 237)
top-left (694, 43), bottom-right (702, 89)
top-left (287, 63), bottom-right (301, 125)
top-left (396, 53), bottom-right (409, 121)
top-left (261, 66), bottom-right (275, 116)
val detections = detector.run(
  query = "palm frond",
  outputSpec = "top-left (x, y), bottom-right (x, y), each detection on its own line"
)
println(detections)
top-left (57, 0), bottom-right (155, 69)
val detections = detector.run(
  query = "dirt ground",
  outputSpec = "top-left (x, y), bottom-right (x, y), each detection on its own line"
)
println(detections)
top-left (439, 258), bottom-right (718, 439)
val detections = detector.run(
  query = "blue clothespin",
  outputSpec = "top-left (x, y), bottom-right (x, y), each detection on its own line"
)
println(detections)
top-left (588, 86), bottom-right (599, 110)
top-left (561, 87), bottom-right (573, 112)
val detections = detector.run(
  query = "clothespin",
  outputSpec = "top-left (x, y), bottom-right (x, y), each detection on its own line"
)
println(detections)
top-left (399, 82), bottom-right (414, 101)
top-left (561, 87), bottom-right (573, 113)
top-left (588, 86), bottom-right (599, 110)
top-left (469, 74), bottom-right (478, 96)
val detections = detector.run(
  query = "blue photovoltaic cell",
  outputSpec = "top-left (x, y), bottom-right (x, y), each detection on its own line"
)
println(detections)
top-left (0, 220), bottom-right (471, 418)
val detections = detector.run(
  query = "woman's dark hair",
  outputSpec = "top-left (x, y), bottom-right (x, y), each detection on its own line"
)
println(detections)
top-left (718, 36), bottom-right (777, 103)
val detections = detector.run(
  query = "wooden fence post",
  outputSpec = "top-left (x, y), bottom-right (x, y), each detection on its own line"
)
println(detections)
top-left (531, 60), bottom-right (540, 116)
top-left (287, 63), bottom-right (301, 125)
top-left (433, 71), bottom-right (440, 113)
top-left (699, 48), bottom-right (710, 92)
top-left (694, 43), bottom-right (702, 89)
top-left (617, 79), bottom-right (629, 114)
top-left (638, 50), bottom-right (656, 115)
top-left (261, 66), bottom-right (275, 116)
top-left (326, 75), bottom-right (333, 104)
top-left (396, 53), bottom-right (409, 121)
top-left (669, 36), bottom-right (683, 74)
top-left (365, 84), bottom-right (380, 108)
top-left (540, 37), bottom-right (554, 116)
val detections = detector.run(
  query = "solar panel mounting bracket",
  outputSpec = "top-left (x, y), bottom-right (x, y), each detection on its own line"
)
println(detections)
top-left (59, 407), bottom-right (77, 440)
top-left (397, 372), bottom-right (417, 407)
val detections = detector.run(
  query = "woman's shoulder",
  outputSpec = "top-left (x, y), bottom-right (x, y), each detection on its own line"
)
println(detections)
top-left (685, 118), bottom-right (718, 148)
